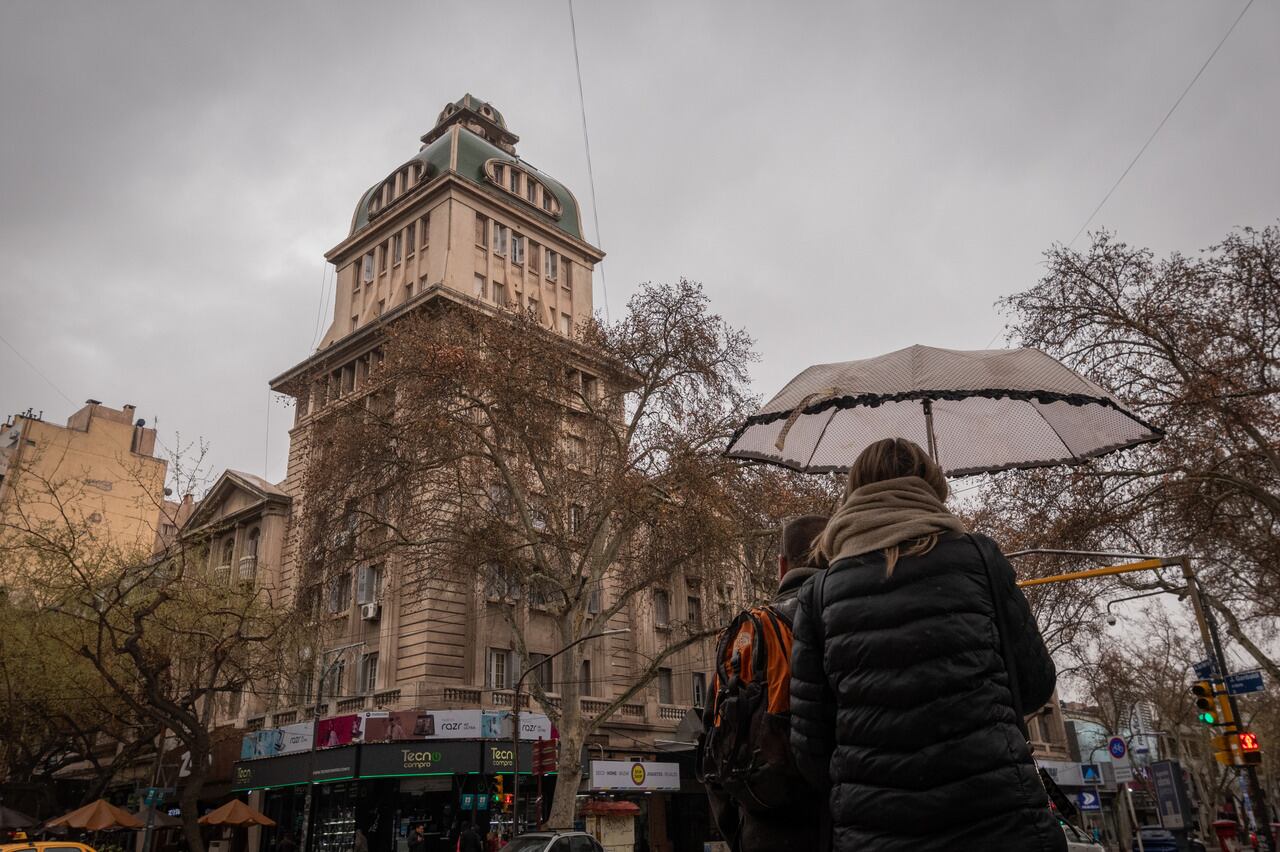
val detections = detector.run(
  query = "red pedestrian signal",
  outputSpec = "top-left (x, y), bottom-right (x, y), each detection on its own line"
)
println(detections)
top-left (1239, 732), bottom-right (1259, 752)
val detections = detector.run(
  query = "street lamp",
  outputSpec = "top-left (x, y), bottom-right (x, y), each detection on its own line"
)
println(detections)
top-left (510, 628), bottom-right (630, 834)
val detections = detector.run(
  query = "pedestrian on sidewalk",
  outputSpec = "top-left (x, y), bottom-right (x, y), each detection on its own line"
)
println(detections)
top-left (790, 437), bottom-right (1065, 852)
top-left (701, 514), bottom-right (832, 851)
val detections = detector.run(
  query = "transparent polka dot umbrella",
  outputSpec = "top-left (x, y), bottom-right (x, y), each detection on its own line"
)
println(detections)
top-left (726, 345), bottom-right (1162, 476)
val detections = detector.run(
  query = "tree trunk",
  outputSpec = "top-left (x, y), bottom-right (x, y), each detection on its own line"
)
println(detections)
top-left (548, 643), bottom-right (585, 830)
top-left (179, 742), bottom-right (209, 852)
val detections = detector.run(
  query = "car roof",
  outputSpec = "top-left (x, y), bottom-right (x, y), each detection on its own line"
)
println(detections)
top-left (1, 844), bottom-right (95, 851)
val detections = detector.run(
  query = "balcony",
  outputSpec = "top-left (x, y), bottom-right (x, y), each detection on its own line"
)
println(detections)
top-left (335, 696), bottom-right (368, 713)
top-left (443, 687), bottom-right (481, 706)
top-left (372, 688), bottom-right (402, 708)
top-left (492, 691), bottom-right (531, 709)
top-left (657, 704), bottom-right (687, 721)
top-left (273, 711), bottom-right (298, 726)
top-left (581, 698), bottom-right (610, 717)
top-left (238, 556), bottom-right (257, 583)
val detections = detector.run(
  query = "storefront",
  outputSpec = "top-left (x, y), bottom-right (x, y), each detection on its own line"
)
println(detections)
top-left (233, 739), bottom-right (555, 852)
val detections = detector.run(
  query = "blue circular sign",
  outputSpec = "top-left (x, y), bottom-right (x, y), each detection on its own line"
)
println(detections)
top-left (1108, 736), bottom-right (1127, 759)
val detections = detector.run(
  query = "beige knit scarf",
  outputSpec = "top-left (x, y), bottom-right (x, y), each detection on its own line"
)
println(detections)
top-left (818, 475), bottom-right (967, 566)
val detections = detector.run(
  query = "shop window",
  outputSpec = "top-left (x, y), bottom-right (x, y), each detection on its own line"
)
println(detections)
top-left (359, 653), bottom-right (378, 694)
top-left (657, 667), bottom-right (673, 704)
top-left (487, 648), bottom-right (510, 690)
top-left (692, 672), bottom-right (707, 708)
top-left (654, 590), bottom-right (670, 627)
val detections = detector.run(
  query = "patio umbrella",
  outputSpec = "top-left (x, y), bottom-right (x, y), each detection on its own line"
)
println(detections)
top-left (0, 805), bottom-right (37, 828)
top-left (726, 344), bottom-right (1161, 476)
top-left (46, 799), bottom-right (144, 831)
top-left (197, 799), bottom-right (275, 827)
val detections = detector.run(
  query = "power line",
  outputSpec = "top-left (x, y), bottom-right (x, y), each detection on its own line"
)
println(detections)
top-left (1067, 0), bottom-right (1256, 247)
top-left (0, 329), bottom-right (75, 406)
top-left (567, 0), bottom-right (610, 322)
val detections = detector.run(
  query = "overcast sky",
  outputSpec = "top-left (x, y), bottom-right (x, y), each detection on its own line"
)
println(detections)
top-left (2, 0), bottom-right (1276, 489)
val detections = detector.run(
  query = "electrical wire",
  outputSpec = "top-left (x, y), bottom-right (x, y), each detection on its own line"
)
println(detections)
top-left (1067, 0), bottom-right (1256, 247)
top-left (567, 0), bottom-right (610, 322)
top-left (0, 329), bottom-right (75, 406)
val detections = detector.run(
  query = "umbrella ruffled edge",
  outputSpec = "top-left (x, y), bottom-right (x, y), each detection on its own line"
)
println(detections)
top-left (724, 387), bottom-right (1165, 475)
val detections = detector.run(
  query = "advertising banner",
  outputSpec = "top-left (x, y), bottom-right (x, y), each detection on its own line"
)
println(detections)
top-left (589, 760), bottom-right (681, 791)
top-left (276, 722), bottom-right (315, 755)
top-left (482, 711), bottom-right (553, 741)
top-left (364, 709), bottom-right (483, 741)
top-left (311, 746), bottom-right (357, 782)
top-left (316, 714), bottom-right (362, 748)
top-left (240, 729), bottom-right (281, 760)
top-left (483, 741), bottom-right (534, 774)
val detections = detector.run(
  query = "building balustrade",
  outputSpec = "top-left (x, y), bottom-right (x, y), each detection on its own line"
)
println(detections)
top-left (238, 555), bottom-right (257, 582)
top-left (657, 704), bottom-right (687, 721)
top-left (335, 696), bottom-right (368, 713)
top-left (372, 688), bottom-right (401, 708)
top-left (443, 687), bottom-right (481, 705)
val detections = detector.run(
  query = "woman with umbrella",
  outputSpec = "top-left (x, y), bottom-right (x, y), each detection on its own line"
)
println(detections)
top-left (728, 345), bottom-right (1160, 851)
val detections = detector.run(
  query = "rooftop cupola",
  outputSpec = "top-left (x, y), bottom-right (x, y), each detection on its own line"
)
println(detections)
top-left (421, 94), bottom-right (518, 155)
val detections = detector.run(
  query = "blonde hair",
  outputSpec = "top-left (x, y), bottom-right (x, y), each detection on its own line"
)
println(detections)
top-left (846, 437), bottom-right (949, 576)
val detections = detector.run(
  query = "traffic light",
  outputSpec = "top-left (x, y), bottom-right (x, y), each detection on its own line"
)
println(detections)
top-left (1239, 731), bottom-right (1261, 766)
top-left (1190, 680), bottom-right (1217, 724)
top-left (493, 775), bottom-right (504, 795)
top-left (1213, 733), bottom-right (1236, 766)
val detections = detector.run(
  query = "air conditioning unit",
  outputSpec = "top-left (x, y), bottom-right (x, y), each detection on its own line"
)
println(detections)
top-left (360, 602), bottom-right (381, 621)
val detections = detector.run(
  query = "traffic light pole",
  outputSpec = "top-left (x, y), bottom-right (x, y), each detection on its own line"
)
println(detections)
top-left (1011, 550), bottom-right (1275, 852)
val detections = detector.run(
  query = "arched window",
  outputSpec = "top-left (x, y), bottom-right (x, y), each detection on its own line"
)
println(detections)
top-left (221, 539), bottom-right (234, 566)
top-left (246, 527), bottom-right (260, 559)
top-left (482, 160), bottom-right (562, 219)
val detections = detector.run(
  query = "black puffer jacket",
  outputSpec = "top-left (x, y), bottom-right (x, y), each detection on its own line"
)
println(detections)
top-left (790, 532), bottom-right (1065, 852)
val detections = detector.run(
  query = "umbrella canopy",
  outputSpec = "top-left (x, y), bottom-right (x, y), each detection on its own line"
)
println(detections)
top-left (46, 800), bottom-right (144, 831)
top-left (132, 807), bottom-right (182, 829)
top-left (726, 344), bottom-right (1161, 476)
top-left (0, 805), bottom-right (37, 828)
top-left (197, 799), bottom-right (275, 827)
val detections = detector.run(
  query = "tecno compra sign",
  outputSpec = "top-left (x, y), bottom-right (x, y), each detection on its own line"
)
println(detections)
top-left (359, 741), bottom-right (481, 778)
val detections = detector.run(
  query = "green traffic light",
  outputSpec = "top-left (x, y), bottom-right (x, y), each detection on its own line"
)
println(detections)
top-left (1198, 711), bottom-right (1216, 724)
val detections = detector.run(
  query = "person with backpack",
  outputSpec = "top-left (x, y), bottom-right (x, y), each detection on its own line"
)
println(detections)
top-left (700, 514), bottom-right (830, 852)
top-left (789, 437), bottom-right (1065, 852)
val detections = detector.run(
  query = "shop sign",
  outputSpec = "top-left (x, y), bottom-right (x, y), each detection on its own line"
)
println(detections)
top-left (231, 751), bottom-right (314, 790)
top-left (481, 711), bottom-right (553, 741)
top-left (483, 741), bottom-right (533, 774)
top-left (241, 729), bottom-right (280, 760)
top-left (366, 709), bottom-right (485, 741)
top-left (311, 746), bottom-right (357, 782)
top-left (588, 760), bottom-right (680, 792)
top-left (359, 740), bottom-right (481, 777)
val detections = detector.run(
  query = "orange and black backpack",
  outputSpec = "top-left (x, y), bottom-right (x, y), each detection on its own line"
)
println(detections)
top-left (697, 602), bottom-right (805, 813)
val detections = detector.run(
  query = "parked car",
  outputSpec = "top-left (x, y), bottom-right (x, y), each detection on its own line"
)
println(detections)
top-left (1130, 825), bottom-right (1207, 852)
top-left (501, 832), bottom-right (603, 852)
top-left (1, 843), bottom-right (96, 852)
top-left (1059, 820), bottom-right (1104, 852)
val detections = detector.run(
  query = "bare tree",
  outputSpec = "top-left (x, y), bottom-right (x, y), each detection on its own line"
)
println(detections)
top-left (300, 280), bottom-right (827, 827)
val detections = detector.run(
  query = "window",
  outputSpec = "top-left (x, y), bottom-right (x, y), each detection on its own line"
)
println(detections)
top-left (474, 274), bottom-right (487, 299)
top-left (356, 564), bottom-right (382, 605)
top-left (220, 539), bottom-right (234, 566)
top-left (564, 260), bottom-right (573, 292)
top-left (362, 252), bottom-right (375, 282)
top-left (376, 299), bottom-right (385, 316)
top-left (687, 596), bottom-right (702, 628)
top-left (492, 282), bottom-right (507, 307)
top-left (511, 234), bottom-right (525, 264)
top-left (529, 242), bottom-right (541, 274)
top-left (654, 590), bottom-right (670, 627)
top-left (351, 315), bottom-right (358, 332)
top-left (392, 233), bottom-right (403, 264)
top-left (580, 660), bottom-right (593, 696)
top-left (327, 658), bottom-right (346, 695)
top-left (525, 176), bottom-right (537, 203)
top-left (405, 223), bottom-right (415, 256)
top-left (379, 241), bottom-right (388, 272)
top-left (567, 434), bottom-right (585, 464)
top-left (246, 527), bottom-right (260, 558)
top-left (582, 375), bottom-right (598, 400)
top-left (657, 668), bottom-right (673, 704)
top-left (546, 251), bottom-right (559, 282)
top-left (587, 583), bottom-right (602, 615)
top-left (528, 296), bottom-right (540, 323)
top-left (692, 672), bottom-right (707, 707)
top-left (530, 653), bottom-right (552, 691)
top-left (359, 653), bottom-right (378, 694)
top-left (228, 688), bottom-right (243, 718)
top-left (493, 224), bottom-right (509, 257)
top-left (420, 212), bottom-right (430, 247)
top-left (475, 213), bottom-right (488, 247)
top-left (296, 668), bottom-right (315, 703)
top-left (508, 167), bottom-right (520, 193)
top-left (487, 648), bottom-right (509, 690)
top-left (560, 313), bottom-right (572, 335)
top-left (326, 572), bottom-right (351, 613)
